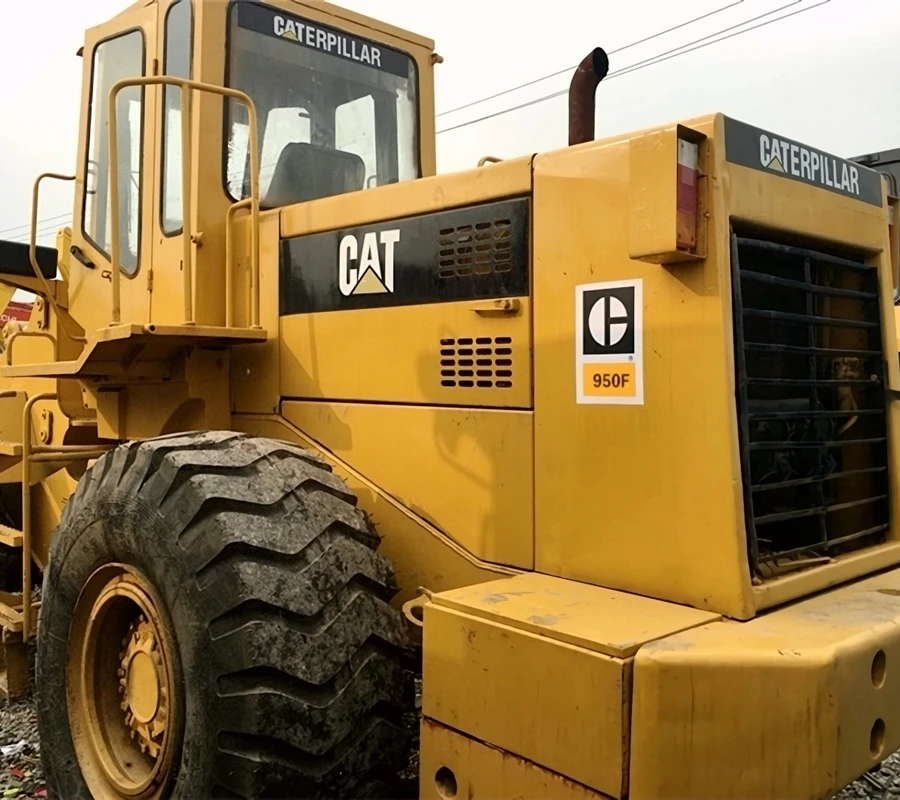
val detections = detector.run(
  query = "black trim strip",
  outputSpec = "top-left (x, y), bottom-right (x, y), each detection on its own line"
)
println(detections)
top-left (279, 396), bottom-right (533, 412)
top-left (280, 198), bottom-right (530, 315)
top-left (0, 240), bottom-right (57, 279)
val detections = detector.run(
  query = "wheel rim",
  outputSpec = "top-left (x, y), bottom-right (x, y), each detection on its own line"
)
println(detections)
top-left (67, 564), bottom-right (180, 799)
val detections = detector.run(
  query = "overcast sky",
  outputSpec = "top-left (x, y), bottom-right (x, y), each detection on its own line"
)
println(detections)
top-left (0, 0), bottom-right (896, 247)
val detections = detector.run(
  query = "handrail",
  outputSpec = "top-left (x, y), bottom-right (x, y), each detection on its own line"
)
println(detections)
top-left (108, 76), bottom-right (261, 328)
top-left (5, 331), bottom-right (57, 366)
top-left (225, 198), bottom-right (252, 328)
top-left (20, 392), bottom-right (114, 639)
top-left (21, 391), bottom-right (54, 639)
top-left (30, 174), bottom-right (87, 344)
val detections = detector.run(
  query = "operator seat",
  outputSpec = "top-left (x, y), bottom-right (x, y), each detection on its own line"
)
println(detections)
top-left (263, 142), bottom-right (366, 208)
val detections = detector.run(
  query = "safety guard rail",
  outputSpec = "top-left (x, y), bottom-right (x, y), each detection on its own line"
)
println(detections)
top-left (108, 76), bottom-right (262, 329)
top-left (29, 173), bottom-right (84, 350)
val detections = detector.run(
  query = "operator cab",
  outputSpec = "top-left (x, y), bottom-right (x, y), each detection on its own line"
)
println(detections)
top-left (66, 0), bottom-right (436, 332)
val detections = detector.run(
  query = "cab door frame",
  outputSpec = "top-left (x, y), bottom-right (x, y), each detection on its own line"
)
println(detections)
top-left (150, 0), bottom-right (194, 326)
top-left (68, 3), bottom-right (158, 333)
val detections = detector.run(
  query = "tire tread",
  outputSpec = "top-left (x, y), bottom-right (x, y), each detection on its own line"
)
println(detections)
top-left (39, 431), bottom-right (415, 799)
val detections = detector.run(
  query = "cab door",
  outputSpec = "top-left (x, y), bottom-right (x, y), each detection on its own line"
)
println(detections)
top-left (68, 4), bottom-right (157, 333)
top-left (149, 0), bottom-right (193, 327)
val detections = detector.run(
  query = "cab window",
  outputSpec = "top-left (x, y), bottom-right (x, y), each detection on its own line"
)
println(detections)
top-left (82, 30), bottom-right (145, 274)
top-left (161, 0), bottom-right (193, 234)
top-left (224, 2), bottom-right (419, 208)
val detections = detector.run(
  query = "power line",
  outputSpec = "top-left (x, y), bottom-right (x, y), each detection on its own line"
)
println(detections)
top-left (8, 219), bottom-right (73, 242)
top-left (437, 0), bottom-right (828, 136)
top-left (9, 221), bottom-right (73, 245)
top-left (9, 223), bottom-right (72, 244)
top-left (9, 0), bottom-right (834, 233)
top-left (436, 0), bottom-right (745, 119)
top-left (437, 0), bottom-right (804, 135)
top-left (0, 212), bottom-right (70, 238)
top-left (598, 0), bottom-right (829, 80)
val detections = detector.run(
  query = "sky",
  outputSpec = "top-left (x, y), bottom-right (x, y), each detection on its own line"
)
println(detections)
top-left (0, 0), bottom-right (897, 248)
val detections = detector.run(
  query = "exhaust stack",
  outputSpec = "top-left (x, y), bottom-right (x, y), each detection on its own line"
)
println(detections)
top-left (569, 48), bottom-right (610, 146)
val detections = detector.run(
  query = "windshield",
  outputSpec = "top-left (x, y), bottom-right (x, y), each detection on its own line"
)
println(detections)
top-left (225, 2), bottom-right (419, 208)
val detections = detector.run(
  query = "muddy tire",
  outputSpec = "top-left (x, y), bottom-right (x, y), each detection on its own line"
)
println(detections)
top-left (36, 431), bottom-right (417, 799)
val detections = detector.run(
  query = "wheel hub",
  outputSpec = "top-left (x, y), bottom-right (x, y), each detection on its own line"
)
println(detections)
top-left (66, 564), bottom-right (181, 799)
top-left (119, 616), bottom-right (169, 758)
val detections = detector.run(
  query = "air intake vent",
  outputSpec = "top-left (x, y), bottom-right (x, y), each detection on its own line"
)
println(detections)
top-left (731, 234), bottom-right (890, 577)
top-left (440, 337), bottom-right (513, 389)
top-left (438, 219), bottom-right (512, 279)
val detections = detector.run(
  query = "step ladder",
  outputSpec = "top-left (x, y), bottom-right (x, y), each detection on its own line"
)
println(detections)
top-left (0, 391), bottom-right (112, 699)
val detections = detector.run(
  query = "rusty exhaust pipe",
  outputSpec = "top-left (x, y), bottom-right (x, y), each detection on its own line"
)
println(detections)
top-left (569, 48), bottom-right (610, 146)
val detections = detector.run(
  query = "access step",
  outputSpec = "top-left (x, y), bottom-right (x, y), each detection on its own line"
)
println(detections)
top-left (0, 443), bottom-right (21, 459)
top-left (0, 526), bottom-right (22, 548)
top-left (0, 636), bottom-right (27, 700)
top-left (0, 323), bottom-right (267, 380)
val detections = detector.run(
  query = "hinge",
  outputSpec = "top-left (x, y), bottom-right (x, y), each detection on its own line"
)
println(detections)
top-left (146, 269), bottom-right (154, 292)
top-left (152, 58), bottom-right (160, 77)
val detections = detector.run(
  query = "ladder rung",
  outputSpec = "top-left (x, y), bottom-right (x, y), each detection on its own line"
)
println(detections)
top-left (0, 601), bottom-right (22, 633)
top-left (0, 525), bottom-right (22, 548)
top-left (0, 442), bottom-right (22, 458)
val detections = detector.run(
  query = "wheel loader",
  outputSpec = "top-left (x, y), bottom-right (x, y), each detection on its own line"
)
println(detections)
top-left (0, 0), bottom-right (898, 798)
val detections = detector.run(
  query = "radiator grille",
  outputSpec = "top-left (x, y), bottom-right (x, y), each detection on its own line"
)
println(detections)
top-left (731, 234), bottom-right (890, 577)
top-left (438, 219), bottom-right (512, 279)
top-left (440, 337), bottom-right (513, 389)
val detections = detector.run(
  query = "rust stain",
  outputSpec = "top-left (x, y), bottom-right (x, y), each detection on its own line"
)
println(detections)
top-left (527, 614), bottom-right (567, 626)
top-left (481, 590), bottom-right (534, 605)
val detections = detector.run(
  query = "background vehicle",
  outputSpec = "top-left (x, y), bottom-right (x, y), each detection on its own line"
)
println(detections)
top-left (854, 148), bottom-right (900, 195)
top-left (0, 1), bottom-right (896, 798)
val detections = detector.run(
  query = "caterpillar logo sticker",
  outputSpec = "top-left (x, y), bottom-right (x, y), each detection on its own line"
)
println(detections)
top-left (724, 116), bottom-right (883, 207)
top-left (576, 279), bottom-right (643, 405)
top-left (235, 4), bottom-right (411, 79)
top-left (273, 15), bottom-right (383, 69)
top-left (339, 230), bottom-right (400, 297)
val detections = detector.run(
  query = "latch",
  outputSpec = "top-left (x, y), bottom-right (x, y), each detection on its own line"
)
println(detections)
top-left (470, 298), bottom-right (521, 316)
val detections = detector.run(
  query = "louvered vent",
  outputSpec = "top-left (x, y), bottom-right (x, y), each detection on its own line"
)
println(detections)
top-left (731, 233), bottom-right (890, 578)
top-left (440, 337), bottom-right (513, 388)
top-left (438, 219), bottom-right (512, 279)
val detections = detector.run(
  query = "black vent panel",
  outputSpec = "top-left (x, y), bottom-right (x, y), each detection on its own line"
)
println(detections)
top-left (731, 234), bottom-right (890, 576)
top-left (439, 219), bottom-right (512, 279)
top-left (440, 337), bottom-right (513, 389)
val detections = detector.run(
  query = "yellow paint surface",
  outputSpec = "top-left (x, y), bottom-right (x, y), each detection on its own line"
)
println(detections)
top-left (424, 572), bottom-right (720, 797)
top-left (420, 719), bottom-right (610, 800)
top-left (280, 298), bottom-right (532, 409)
top-left (424, 604), bottom-right (629, 797)
top-left (232, 413), bottom-right (513, 605)
top-left (433, 572), bottom-right (719, 658)
top-left (282, 401), bottom-right (534, 568)
top-left (630, 565), bottom-right (900, 799)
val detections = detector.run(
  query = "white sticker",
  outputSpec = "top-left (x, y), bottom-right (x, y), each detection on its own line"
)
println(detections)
top-left (575, 279), bottom-right (643, 405)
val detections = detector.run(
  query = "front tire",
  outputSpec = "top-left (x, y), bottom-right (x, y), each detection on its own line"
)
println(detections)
top-left (37, 431), bottom-right (416, 799)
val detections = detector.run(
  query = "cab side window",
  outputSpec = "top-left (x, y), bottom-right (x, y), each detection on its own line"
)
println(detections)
top-left (161, 0), bottom-right (193, 234)
top-left (82, 30), bottom-right (146, 274)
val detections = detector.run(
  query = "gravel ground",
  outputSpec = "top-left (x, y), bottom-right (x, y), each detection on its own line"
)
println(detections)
top-left (0, 699), bottom-right (43, 799)
top-left (837, 756), bottom-right (900, 799)
top-left (0, 644), bottom-right (44, 799)
top-left (0, 666), bottom-right (891, 800)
